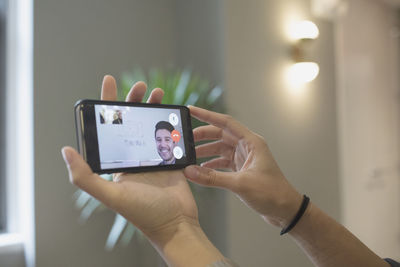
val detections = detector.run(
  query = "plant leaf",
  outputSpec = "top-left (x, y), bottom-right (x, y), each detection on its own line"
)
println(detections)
top-left (75, 190), bottom-right (91, 210)
top-left (79, 197), bottom-right (101, 222)
top-left (120, 223), bottom-right (137, 247)
top-left (207, 86), bottom-right (223, 106)
top-left (105, 213), bottom-right (128, 251)
top-left (184, 92), bottom-right (200, 106)
top-left (100, 174), bottom-right (113, 181)
top-left (173, 69), bottom-right (191, 104)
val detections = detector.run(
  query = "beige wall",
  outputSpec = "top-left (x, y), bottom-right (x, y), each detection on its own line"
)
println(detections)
top-left (34, 1), bottom-right (177, 266)
top-left (223, 0), bottom-right (339, 266)
top-left (174, 0), bottom-right (228, 254)
top-left (33, 0), bottom-right (227, 266)
top-left (31, 0), bottom-right (400, 266)
top-left (336, 0), bottom-right (400, 260)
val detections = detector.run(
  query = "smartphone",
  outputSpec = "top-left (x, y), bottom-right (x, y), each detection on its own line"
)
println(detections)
top-left (75, 99), bottom-right (196, 174)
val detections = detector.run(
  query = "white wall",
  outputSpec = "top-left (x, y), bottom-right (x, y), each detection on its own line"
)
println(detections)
top-left (336, 0), bottom-right (400, 260)
top-left (0, 0), bottom-right (6, 234)
top-left (223, 1), bottom-right (339, 266)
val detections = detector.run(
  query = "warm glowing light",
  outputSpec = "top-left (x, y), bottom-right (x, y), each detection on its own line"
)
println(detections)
top-left (289, 20), bottom-right (319, 40)
top-left (287, 62), bottom-right (319, 85)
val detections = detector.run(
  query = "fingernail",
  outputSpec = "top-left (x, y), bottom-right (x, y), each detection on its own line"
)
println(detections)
top-left (185, 165), bottom-right (210, 179)
top-left (61, 147), bottom-right (72, 166)
top-left (184, 165), bottom-right (201, 178)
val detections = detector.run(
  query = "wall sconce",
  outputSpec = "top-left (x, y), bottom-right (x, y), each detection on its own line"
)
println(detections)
top-left (287, 20), bottom-right (319, 86)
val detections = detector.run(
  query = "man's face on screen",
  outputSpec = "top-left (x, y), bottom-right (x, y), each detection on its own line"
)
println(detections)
top-left (155, 129), bottom-right (175, 162)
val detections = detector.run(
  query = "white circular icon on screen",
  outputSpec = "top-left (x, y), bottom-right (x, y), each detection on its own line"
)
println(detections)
top-left (173, 146), bottom-right (183, 159)
top-left (169, 113), bottom-right (179, 126)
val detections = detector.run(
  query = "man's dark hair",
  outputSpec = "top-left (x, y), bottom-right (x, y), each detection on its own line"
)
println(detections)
top-left (155, 121), bottom-right (174, 136)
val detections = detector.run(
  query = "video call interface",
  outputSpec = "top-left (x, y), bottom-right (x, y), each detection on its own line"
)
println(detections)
top-left (94, 104), bottom-right (187, 170)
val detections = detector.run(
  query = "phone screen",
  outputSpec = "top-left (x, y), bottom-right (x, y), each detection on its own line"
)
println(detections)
top-left (95, 104), bottom-right (186, 169)
top-left (75, 100), bottom-right (196, 173)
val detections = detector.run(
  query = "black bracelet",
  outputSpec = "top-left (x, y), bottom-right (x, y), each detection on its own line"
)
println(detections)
top-left (280, 195), bottom-right (310, 235)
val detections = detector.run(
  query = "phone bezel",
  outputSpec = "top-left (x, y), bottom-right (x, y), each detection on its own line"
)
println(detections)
top-left (74, 99), bottom-right (196, 174)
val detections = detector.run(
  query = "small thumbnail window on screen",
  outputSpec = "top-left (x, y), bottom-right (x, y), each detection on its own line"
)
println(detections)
top-left (100, 109), bottom-right (123, 125)
top-left (95, 105), bottom-right (186, 170)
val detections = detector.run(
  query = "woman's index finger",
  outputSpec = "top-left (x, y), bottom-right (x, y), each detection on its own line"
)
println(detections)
top-left (188, 105), bottom-right (250, 139)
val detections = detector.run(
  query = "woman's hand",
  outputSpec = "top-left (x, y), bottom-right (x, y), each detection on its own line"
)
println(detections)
top-left (184, 106), bottom-right (303, 228)
top-left (62, 75), bottom-right (224, 267)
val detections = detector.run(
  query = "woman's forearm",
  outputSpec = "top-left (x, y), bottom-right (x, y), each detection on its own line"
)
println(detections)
top-left (289, 202), bottom-right (389, 267)
top-left (146, 218), bottom-right (225, 267)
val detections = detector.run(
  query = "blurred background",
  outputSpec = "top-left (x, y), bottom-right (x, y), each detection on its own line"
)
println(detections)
top-left (1, 0), bottom-right (400, 266)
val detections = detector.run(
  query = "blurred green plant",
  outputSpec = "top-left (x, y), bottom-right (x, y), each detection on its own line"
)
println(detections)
top-left (74, 67), bottom-right (224, 250)
top-left (119, 67), bottom-right (224, 128)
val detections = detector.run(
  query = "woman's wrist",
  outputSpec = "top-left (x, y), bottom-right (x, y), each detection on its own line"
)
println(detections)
top-left (145, 216), bottom-right (225, 267)
top-left (262, 187), bottom-right (304, 229)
